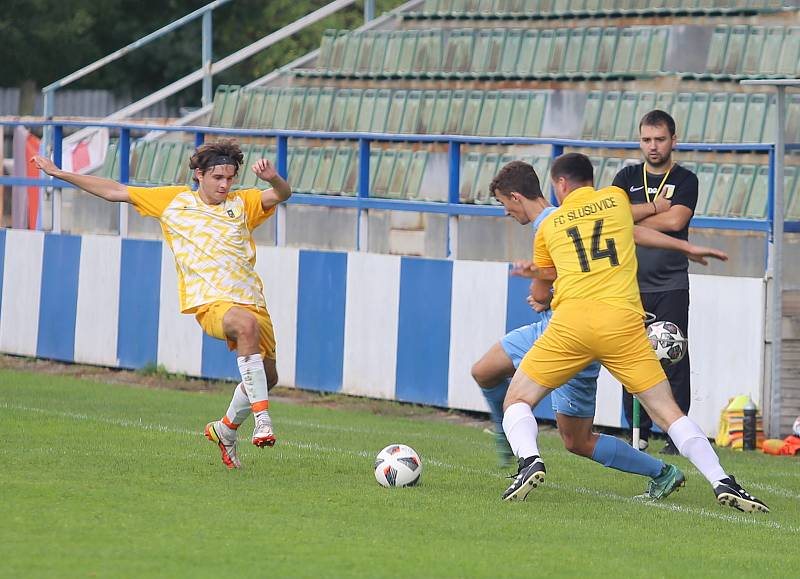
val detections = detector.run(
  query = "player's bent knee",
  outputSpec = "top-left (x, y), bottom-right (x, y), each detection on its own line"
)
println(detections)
top-left (561, 434), bottom-right (593, 457)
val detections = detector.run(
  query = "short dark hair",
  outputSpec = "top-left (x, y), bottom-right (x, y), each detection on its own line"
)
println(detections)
top-left (550, 152), bottom-right (594, 185)
top-left (639, 109), bottom-right (676, 136)
top-left (189, 140), bottom-right (244, 184)
top-left (490, 160), bottom-right (543, 200)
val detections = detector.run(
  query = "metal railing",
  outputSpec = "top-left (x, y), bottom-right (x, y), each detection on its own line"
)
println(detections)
top-left (3, 119), bottom-right (799, 245)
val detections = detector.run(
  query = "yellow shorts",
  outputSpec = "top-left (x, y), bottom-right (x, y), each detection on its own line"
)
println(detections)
top-left (519, 300), bottom-right (666, 394)
top-left (194, 301), bottom-right (276, 360)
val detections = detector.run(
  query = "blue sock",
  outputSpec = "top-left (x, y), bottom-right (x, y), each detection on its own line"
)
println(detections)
top-left (480, 379), bottom-right (510, 434)
top-left (591, 434), bottom-right (664, 478)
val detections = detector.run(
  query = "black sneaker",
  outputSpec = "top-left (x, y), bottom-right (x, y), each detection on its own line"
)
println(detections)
top-left (714, 476), bottom-right (770, 513)
top-left (658, 440), bottom-right (680, 455)
top-left (501, 456), bottom-right (546, 501)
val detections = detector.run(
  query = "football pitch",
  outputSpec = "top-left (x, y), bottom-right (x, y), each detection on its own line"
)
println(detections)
top-left (1, 369), bottom-right (798, 578)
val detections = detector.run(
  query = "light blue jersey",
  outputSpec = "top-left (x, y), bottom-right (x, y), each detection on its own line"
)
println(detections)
top-left (501, 206), bottom-right (602, 418)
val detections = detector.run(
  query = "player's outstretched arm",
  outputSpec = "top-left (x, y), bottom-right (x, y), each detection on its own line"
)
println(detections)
top-left (252, 159), bottom-right (292, 210)
top-left (31, 155), bottom-right (130, 202)
top-left (633, 225), bottom-right (728, 265)
top-left (510, 260), bottom-right (557, 281)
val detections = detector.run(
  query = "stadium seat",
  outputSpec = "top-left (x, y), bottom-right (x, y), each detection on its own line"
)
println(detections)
top-left (742, 94), bottom-right (768, 143)
top-left (295, 148), bottom-right (321, 193)
top-left (725, 163), bottom-right (757, 217)
top-left (703, 93), bottom-right (730, 143)
top-left (670, 93), bottom-right (693, 141)
top-left (613, 92), bottom-right (639, 141)
top-left (400, 90), bottom-right (423, 135)
top-left (740, 26), bottom-right (766, 77)
top-left (327, 146), bottom-right (355, 195)
top-left (758, 26), bottom-right (785, 76)
top-left (362, 32), bottom-right (389, 78)
top-left (694, 162), bottom-right (718, 215)
top-left (385, 90), bottom-right (408, 134)
top-left (461, 90), bottom-right (484, 135)
top-left (445, 90), bottom-right (469, 134)
top-left (441, 29), bottom-right (475, 78)
top-left (596, 27), bottom-right (619, 76)
top-left (721, 93), bottom-right (748, 143)
top-left (743, 164), bottom-right (771, 219)
top-left (287, 148), bottom-right (307, 184)
top-left (372, 150), bottom-right (397, 198)
top-left (598, 157), bottom-right (623, 188)
top-left (717, 25), bottom-right (748, 79)
top-left (415, 90), bottom-right (439, 134)
top-left (209, 85), bottom-right (240, 128)
top-left (429, 90), bottom-right (453, 134)
top-left (514, 29), bottom-right (540, 78)
top-left (631, 92), bottom-right (656, 135)
top-left (404, 151), bottom-right (430, 200)
top-left (577, 27), bottom-right (602, 77)
top-left (356, 89), bottom-right (378, 133)
top-left (530, 29), bottom-right (554, 78)
top-left (645, 26), bottom-right (669, 75)
top-left (506, 92), bottom-right (533, 137)
top-left (705, 163), bottom-right (737, 216)
top-left (786, 166), bottom-right (800, 220)
top-left (474, 153), bottom-right (501, 204)
top-left (241, 88), bottom-right (265, 129)
top-left (370, 89), bottom-right (393, 133)
top-left (459, 152), bottom-right (482, 203)
top-left (776, 27), bottom-right (800, 77)
top-left (684, 93), bottom-right (710, 143)
top-left (470, 29), bottom-right (506, 79)
top-left (499, 29), bottom-right (523, 78)
top-left (386, 150), bottom-right (412, 198)
top-left (309, 147), bottom-right (336, 194)
top-left (412, 30), bottom-right (443, 76)
top-left (582, 91), bottom-right (604, 139)
top-left (609, 28), bottom-right (635, 77)
top-left (340, 33), bottom-right (363, 77)
top-left (476, 91), bottom-right (499, 137)
top-left (491, 91), bottom-right (514, 137)
top-left (133, 140), bottom-right (158, 184)
top-left (596, 91), bottom-right (622, 141)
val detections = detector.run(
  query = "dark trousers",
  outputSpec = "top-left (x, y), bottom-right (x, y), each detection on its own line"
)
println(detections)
top-left (623, 289), bottom-right (691, 439)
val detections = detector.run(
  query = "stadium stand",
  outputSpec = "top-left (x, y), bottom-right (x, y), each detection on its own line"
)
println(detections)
top-left (96, 0), bottom-right (800, 220)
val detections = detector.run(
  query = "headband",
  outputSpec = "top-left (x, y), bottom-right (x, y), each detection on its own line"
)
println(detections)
top-left (209, 155), bottom-right (237, 167)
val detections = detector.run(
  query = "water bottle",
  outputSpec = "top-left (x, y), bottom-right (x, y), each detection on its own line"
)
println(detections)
top-left (743, 397), bottom-right (757, 451)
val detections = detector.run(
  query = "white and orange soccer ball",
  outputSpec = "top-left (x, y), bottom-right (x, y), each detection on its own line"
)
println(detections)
top-left (374, 444), bottom-right (422, 488)
top-left (647, 320), bottom-right (687, 368)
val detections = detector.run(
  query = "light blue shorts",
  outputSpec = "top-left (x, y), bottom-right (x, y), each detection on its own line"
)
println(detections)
top-left (501, 310), bottom-right (601, 418)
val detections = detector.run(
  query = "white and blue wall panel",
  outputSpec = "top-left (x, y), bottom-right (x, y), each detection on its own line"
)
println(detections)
top-left (0, 230), bottom-right (768, 436)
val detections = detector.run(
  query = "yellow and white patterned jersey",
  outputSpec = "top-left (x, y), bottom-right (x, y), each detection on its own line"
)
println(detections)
top-left (128, 185), bottom-right (275, 313)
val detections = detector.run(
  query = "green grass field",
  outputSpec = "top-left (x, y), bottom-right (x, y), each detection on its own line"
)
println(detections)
top-left (1, 369), bottom-right (798, 578)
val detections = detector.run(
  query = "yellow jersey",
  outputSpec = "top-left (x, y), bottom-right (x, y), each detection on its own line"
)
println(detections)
top-left (128, 185), bottom-right (274, 313)
top-left (533, 185), bottom-right (644, 315)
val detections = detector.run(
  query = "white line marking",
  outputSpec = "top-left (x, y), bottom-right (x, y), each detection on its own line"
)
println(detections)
top-left (3, 402), bottom-right (795, 532)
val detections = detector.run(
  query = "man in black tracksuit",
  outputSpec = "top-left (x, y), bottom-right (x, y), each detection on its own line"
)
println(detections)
top-left (613, 110), bottom-right (698, 455)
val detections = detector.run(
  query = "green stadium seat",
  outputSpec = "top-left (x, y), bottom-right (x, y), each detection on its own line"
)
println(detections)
top-left (309, 147), bottom-right (336, 194)
top-left (703, 93), bottom-right (730, 144)
top-left (405, 151), bottom-right (430, 200)
top-left (133, 140), bottom-right (158, 183)
top-left (400, 90), bottom-right (423, 134)
top-left (742, 94), bottom-right (768, 143)
top-left (372, 150), bottom-right (398, 198)
top-left (270, 87), bottom-right (292, 130)
top-left (645, 27), bottom-right (668, 74)
top-left (609, 28), bottom-right (635, 77)
top-left (740, 26), bottom-right (766, 77)
top-left (526, 92), bottom-right (548, 136)
top-left (461, 91), bottom-right (485, 135)
top-left (500, 29), bottom-right (523, 78)
top-left (258, 87), bottom-right (282, 128)
top-left (415, 90), bottom-right (439, 134)
top-left (363, 32), bottom-right (389, 78)
top-left (379, 31), bottom-right (406, 79)
top-left (476, 91), bottom-right (498, 137)
top-left (327, 89), bottom-right (350, 132)
top-left (705, 163), bottom-right (737, 216)
top-left (340, 33), bottom-right (363, 77)
top-left (435, 0), bottom-right (454, 18)
top-left (295, 148), bottom-right (320, 193)
top-left (209, 85), bottom-right (240, 128)
top-left (700, 25), bottom-right (730, 79)
top-left (328, 30), bottom-right (350, 76)
top-left (627, 28), bottom-right (652, 76)
top-left (530, 29), bottom-right (554, 78)
top-left (595, 27), bottom-right (618, 76)
top-left (314, 30), bottom-right (336, 73)
top-left (631, 92), bottom-right (657, 136)
top-left (429, 90), bottom-right (453, 134)
top-left (412, 30), bottom-right (443, 76)
top-left (786, 167), bottom-right (800, 220)
top-left (491, 92), bottom-right (515, 137)
top-left (164, 142), bottom-right (193, 185)
top-left (396, 31), bottom-right (420, 79)
top-left (684, 93), bottom-right (710, 143)
top-left (725, 164), bottom-right (756, 217)
top-left (776, 27), bottom-right (800, 77)
top-left (578, 27), bottom-right (602, 76)
top-left (386, 150), bottom-right (412, 199)
top-left (547, 28), bottom-right (570, 77)
top-left (562, 28), bottom-right (586, 79)
top-left (694, 162), bottom-right (718, 215)
top-left (515, 29), bottom-right (539, 78)
top-left (785, 94), bottom-right (800, 144)
top-left (470, 29), bottom-right (506, 79)
top-left (353, 31), bottom-right (376, 77)
top-left (506, 92), bottom-right (532, 137)
top-left (717, 25), bottom-right (748, 78)
top-left (596, 91), bottom-right (622, 141)
top-left (758, 26), bottom-right (785, 76)
top-left (327, 146), bottom-right (354, 195)
top-left (613, 92), bottom-right (639, 141)
top-left (582, 91), bottom-right (603, 139)
top-left (287, 148), bottom-right (307, 184)
top-left (445, 90), bottom-right (469, 134)
top-left (474, 153), bottom-right (501, 204)
top-left (98, 139), bottom-right (119, 180)
top-left (655, 92), bottom-right (675, 115)
top-left (743, 164), bottom-right (770, 219)
top-left (147, 142), bottom-right (172, 184)
top-left (355, 89), bottom-right (377, 133)
top-left (670, 93), bottom-right (693, 140)
top-left (721, 93), bottom-right (747, 143)
top-left (241, 88), bottom-right (265, 129)
top-left (598, 157), bottom-right (623, 188)
top-left (385, 90), bottom-right (408, 133)
top-left (459, 152), bottom-right (482, 203)
top-left (285, 87), bottom-right (309, 130)
top-left (370, 89), bottom-right (393, 133)
top-left (441, 30), bottom-right (475, 78)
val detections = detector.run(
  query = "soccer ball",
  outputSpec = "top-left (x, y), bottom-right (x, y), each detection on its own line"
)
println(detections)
top-left (374, 444), bottom-right (422, 488)
top-left (647, 320), bottom-right (687, 368)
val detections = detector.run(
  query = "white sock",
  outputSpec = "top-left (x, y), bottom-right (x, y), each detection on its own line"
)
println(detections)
top-left (221, 383), bottom-right (251, 432)
top-left (502, 402), bottom-right (540, 460)
top-left (237, 354), bottom-right (269, 416)
top-left (668, 415), bottom-right (728, 483)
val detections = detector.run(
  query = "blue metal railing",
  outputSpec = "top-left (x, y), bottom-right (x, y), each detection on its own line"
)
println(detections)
top-left (3, 119), bottom-right (799, 255)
